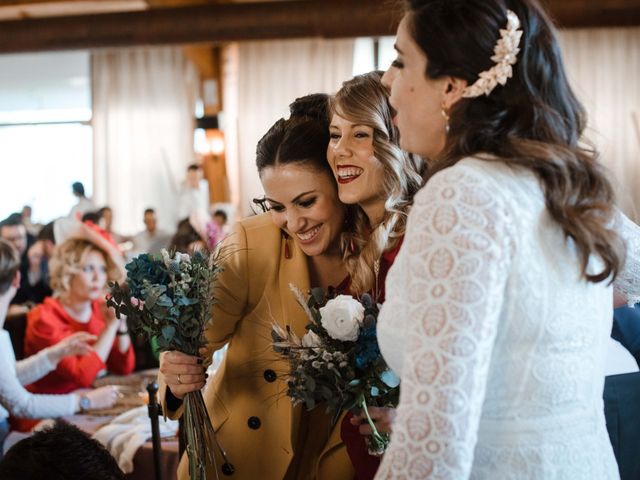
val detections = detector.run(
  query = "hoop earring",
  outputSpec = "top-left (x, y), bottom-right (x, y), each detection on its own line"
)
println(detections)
top-left (441, 104), bottom-right (450, 134)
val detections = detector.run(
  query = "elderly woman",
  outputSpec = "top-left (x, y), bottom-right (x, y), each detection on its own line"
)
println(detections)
top-left (24, 220), bottom-right (135, 396)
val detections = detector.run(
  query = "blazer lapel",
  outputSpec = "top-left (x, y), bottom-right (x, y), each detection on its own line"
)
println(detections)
top-left (278, 237), bottom-right (311, 337)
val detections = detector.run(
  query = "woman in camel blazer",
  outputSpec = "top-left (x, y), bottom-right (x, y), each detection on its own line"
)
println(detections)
top-left (159, 94), bottom-right (355, 480)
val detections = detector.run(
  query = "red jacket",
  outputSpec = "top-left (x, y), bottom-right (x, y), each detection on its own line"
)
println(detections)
top-left (24, 297), bottom-right (135, 394)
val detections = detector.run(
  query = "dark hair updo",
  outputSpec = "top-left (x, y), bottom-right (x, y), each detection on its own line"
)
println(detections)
top-left (256, 93), bottom-right (332, 177)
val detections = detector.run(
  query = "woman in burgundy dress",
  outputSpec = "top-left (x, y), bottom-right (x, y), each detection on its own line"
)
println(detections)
top-left (327, 71), bottom-right (425, 479)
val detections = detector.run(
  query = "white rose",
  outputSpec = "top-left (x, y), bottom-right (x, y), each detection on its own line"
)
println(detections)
top-left (319, 295), bottom-right (364, 342)
top-left (176, 252), bottom-right (191, 264)
top-left (302, 330), bottom-right (321, 348)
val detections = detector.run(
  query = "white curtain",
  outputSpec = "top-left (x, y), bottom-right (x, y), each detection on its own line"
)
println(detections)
top-left (559, 28), bottom-right (640, 222)
top-left (92, 47), bottom-right (198, 234)
top-left (223, 38), bottom-right (354, 217)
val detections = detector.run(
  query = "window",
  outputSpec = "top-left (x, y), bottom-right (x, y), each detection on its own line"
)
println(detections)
top-left (0, 51), bottom-right (92, 224)
top-left (352, 37), bottom-right (396, 76)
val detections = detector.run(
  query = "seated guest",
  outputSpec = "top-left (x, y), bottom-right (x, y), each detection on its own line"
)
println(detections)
top-left (131, 208), bottom-right (170, 255)
top-left (169, 212), bottom-right (211, 254)
top-left (0, 214), bottom-right (31, 258)
top-left (97, 206), bottom-right (129, 245)
top-left (11, 222), bottom-right (55, 307)
top-left (0, 421), bottom-right (126, 480)
top-left (1, 214), bottom-right (37, 315)
top-left (24, 219), bottom-right (135, 397)
top-left (212, 209), bottom-right (227, 229)
top-left (0, 239), bottom-right (117, 453)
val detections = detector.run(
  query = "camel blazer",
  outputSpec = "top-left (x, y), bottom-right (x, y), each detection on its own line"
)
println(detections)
top-left (160, 213), bottom-right (354, 480)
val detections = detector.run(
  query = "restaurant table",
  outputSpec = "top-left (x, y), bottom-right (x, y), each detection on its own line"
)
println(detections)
top-left (88, 369), bottom-right (180, 480)
top-left (65, 411), bottom-right (179, 480)
top-left (4, 370), bottom-right (180, 480)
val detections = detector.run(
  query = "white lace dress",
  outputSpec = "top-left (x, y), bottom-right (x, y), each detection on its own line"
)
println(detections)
top-left (376, 157), bottom-right (640, 479)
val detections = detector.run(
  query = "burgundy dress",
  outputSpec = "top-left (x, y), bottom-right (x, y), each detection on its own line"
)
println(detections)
top-left (340, 237), bottom-right (403, 480)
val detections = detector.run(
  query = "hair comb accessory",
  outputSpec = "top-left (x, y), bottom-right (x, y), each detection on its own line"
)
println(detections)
top-left (462, 9), bottom-right (523, 98)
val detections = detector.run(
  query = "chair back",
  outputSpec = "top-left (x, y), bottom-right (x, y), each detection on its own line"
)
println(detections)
top-left (4, 312), bottom-right (27, 360)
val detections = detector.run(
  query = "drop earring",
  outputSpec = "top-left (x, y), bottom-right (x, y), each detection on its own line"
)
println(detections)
top-left (441, 104), bottom-right (450, 134)
top-left (282, 232), bottom-right (291, 259)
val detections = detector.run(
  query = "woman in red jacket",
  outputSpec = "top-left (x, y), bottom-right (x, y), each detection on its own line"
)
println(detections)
top-left (24, 219), bottom-right (135, 395)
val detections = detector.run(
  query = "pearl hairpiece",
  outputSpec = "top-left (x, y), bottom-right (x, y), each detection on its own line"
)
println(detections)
top-left (462, 9), bottom-right (523, 98)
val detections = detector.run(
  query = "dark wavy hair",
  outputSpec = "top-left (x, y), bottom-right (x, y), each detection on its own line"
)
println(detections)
top-left (405, 0), bottom-right (624, 283)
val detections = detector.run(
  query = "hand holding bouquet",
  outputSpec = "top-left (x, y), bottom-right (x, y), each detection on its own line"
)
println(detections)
top-left (272, 286), bottom-right (400, 455)
top-left (107, 249), bottom-right (228, 480)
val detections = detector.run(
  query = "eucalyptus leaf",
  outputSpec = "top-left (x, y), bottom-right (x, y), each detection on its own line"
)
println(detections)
top-left (161, 325), bottom-right (176, 342)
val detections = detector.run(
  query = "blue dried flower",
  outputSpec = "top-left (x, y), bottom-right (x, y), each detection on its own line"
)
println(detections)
top-left (125, 254), bottom-right (169, 297)
top-left (355, 324), bottom-right (380, 370)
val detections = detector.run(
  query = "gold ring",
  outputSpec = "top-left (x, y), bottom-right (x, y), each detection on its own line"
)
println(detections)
top-left (177, 374), bottom-right (182, 385)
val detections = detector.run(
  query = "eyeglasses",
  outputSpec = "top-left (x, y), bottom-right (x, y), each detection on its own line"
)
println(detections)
top-left (252, 197), bottom-right (270, 213)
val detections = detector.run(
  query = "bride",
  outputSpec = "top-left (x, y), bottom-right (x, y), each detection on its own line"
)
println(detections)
top-left (376, 0), bottom-right (639, 478)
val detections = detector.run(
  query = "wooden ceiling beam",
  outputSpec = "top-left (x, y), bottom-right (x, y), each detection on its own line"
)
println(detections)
top-left (0, 0), bottom-right (638, 54)
top-left (0, 0), bottom-right (399, 53)
top-left (542, 0), bottom-right (640, 28)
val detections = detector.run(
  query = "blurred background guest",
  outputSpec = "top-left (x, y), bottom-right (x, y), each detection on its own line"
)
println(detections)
top-left (23, 219), bottom-right (134, 402)
top-left (68, 181), bottom-right (95, 220)
top-left (97, 206), bottom-right (129, 245)
top-left (131, 208), bottom-right (170, 256)
top-left (10, 221), bottom-right (55, 309)
top-left (177, 163), bottom-right (209, 219)
top-left (20, 206), bottom-right (39, 237)
top-left (0, 214), bottom-right (30, 259)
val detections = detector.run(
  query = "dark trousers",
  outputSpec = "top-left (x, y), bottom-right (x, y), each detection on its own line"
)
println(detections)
top-left (604, 372), bottom-right (640, 480)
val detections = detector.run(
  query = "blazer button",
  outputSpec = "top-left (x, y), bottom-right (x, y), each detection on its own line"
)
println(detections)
top-left (222, 463), bottom-right (235, 476)
top-left (263, 369), bottom-right (277, 383)
top-left (248, 416), bottom-right (261, 430)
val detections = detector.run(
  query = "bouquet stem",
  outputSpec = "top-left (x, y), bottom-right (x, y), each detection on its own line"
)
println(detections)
top-left (183, 390), bottom-right (228, 480)
top-left (357, 393), bottom-right (390, 457)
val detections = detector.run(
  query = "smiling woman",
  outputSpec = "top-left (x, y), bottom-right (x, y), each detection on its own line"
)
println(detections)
top-left (158, 94), bottom-right (355, 480)
top-left (261, 164), bottom-right (345, 263)
top-left (328, 71), bottom-right (424, 298)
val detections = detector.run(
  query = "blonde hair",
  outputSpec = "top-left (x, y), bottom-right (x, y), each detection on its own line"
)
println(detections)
top-left (49, 239), bottom-right (121, 296)
top-left (331, 71), bottom-right (425, 294)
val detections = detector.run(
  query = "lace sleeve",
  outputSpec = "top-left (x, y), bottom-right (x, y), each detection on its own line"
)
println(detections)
top-left (614, 210), bottom-right (640, 306)
top-left (376, 166), bottom-right (514, 479)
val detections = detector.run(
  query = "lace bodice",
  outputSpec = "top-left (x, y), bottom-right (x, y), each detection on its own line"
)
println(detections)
top-left (376, 158), bottom-right (638, 479)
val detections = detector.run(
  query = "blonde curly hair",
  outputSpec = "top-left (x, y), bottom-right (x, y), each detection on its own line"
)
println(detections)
top-left (330, 71), bottom-right (425, 295)
top-left (49, 238), bottom-right (121, 296)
